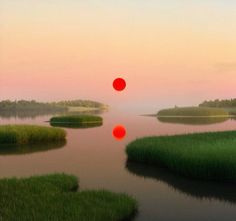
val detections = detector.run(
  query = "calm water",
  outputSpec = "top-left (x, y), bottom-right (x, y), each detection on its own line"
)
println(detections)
top-left (1, 110), bottom-right (236, 221)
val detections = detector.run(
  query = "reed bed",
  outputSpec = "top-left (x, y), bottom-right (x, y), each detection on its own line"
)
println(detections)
top-left (126, 131), bottom-right (236, 181)
top-left (157, 107), bottom-right (229, 117)
top-left (0, 173), bottom-right (137, 221)
top-left (0, 125), bottom-right (66, 145)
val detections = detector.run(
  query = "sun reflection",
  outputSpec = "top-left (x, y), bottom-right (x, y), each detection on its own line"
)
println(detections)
top-left (112, 125), bottom-right (126, 140)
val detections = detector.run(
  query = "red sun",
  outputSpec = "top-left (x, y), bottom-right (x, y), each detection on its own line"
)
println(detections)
top-left (113, 78), bottom-right (126, 91)
top-left (112, 125), bottom-right (126, 140)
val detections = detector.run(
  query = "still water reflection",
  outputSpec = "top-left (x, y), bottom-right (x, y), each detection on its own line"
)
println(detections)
top-left (0, 110), bottom-right (236, 221)
top-left (50, 121), bottom-right (103, 129)
top-left (0, 141), bottom-right (66, 155)
top-left (126, 161), bottom-right (236, 204)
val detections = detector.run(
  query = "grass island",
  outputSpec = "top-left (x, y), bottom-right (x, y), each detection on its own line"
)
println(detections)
top-left (157, 107), bottom-right (229, 117)
top-left (0, 173), bottom-right (137, 221)
top-left (0, 125), bottom-right (66, 145)
top-left (50, 115), bottom-right (103, 128)
top-left (126, 130), bottom-right (236, 182)
top-left (157, 116), bottom-right (229, 125)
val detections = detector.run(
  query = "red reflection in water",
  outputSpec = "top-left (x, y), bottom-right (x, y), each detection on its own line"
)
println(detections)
top-left (112, 125), bottom-right (126, 140)
top-left (113, 78), bottom-right (126, 91)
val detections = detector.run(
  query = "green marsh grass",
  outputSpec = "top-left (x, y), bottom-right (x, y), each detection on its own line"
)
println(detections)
top-left (50, 115), bottom-right (103, 128)
top-left (157, 107), bottom-right (229, 117)
top-left (0, 174), bottom-right (137, 221)
top-left (126, 131), bottom-right (236, 181)
top-left (0, 125), bottom-right (66, 145)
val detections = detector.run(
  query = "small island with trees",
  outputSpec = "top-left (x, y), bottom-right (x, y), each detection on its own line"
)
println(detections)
top-left (0, 100), bottom-right (108, 111)
top-left (0, 100), bottom-right (108, 118)
top-left (157, 98), bottom-right (236, 117)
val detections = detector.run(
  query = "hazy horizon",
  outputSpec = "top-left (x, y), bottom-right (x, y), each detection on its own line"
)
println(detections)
top-left (1, 0), bottom-right (236, 113)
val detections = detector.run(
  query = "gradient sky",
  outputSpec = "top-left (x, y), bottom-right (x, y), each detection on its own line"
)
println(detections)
top-left (1, 0), bottom-right (236, 112)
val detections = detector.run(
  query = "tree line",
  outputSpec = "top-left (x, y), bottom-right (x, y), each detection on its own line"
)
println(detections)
top-left (199, 99), bottom-right (236, 108)
top-left (0, 100), bottom-right (107, 111)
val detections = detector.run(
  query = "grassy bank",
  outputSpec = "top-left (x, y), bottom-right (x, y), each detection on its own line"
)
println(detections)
top-left (126, 131), bottom-right (236, 181)
top-left (0, 125), bottom-right (66, 145)
top-left (0, 174), bottom-right (137, 221)
top-left (50, 115), bottom-right (103, 128)
top-left (157, 116), bottom-right (229, 125)
top-left (157, 107), bottom-right (229, 117)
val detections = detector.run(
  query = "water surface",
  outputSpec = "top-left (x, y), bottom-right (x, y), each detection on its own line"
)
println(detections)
top-left (1, 110), bottom-right (236, 221)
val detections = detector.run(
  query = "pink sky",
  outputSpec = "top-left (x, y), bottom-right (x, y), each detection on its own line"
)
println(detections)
top-left (1, 1), bottom-right (236, 112)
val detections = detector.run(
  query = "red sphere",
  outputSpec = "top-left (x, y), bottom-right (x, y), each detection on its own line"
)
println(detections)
top-left (113, 78), bottom-right (126, 91)
top-left (112, 125), bottom-right (126, 140)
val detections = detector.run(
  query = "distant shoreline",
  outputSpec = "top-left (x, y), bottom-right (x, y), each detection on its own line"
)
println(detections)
top-left (0, 99), bottom-right (108, 112)
top-left (157, 115), bottom-right (232, 118)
